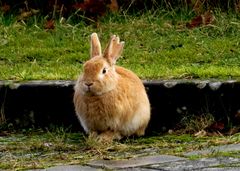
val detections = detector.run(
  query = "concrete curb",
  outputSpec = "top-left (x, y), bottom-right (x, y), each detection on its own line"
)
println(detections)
top-left (0, 80), bottom-right (240, 132)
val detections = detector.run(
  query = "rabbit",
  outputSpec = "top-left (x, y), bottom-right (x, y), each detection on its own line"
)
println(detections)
top-left (74, 33), bottom-right (151, 142)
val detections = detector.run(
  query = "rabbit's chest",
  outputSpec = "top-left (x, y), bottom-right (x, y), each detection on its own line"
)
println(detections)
top-left (83, 94), bottom-right (128, 130)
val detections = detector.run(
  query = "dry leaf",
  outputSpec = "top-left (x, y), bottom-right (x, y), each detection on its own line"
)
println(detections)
top-left (208, 122), bottom-right (225, 131)
top-left (194, 130), bottom-right (207, 137)
top-left (18, 11), bottom-right (33, 20)
top-left (186, 10), bottom-right (215, 29)
top-left (1, 3), bottom-right (10, 13)
top-left (186, 15), bottom-right (203, 28)
top-left (44, 20), bottom-right (55, 30)
top-left (31, 8), bottom-right (40, 15)
top-left (72, 0), bottom-right (118, 21)
top-left (108, 0), bottom-right (119, 12)
top-left (202, 10), bottom-right (215, 25)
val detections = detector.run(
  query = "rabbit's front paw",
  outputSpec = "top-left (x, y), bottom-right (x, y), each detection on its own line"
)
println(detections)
top-left (97, 131), bottom-right (121, 143)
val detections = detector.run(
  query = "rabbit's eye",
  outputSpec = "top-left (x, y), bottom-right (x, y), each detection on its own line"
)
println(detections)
top-left (102, 68), bottom-right (107, 74)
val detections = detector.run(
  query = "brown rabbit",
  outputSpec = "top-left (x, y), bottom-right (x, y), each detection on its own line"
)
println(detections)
top-left (74, 33), bottom-right (150, 141)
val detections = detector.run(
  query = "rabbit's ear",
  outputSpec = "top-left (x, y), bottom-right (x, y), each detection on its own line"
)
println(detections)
top-left (104, 35), bottom-right (124, 64)
top-left (90, 33), bottom-right (102, 58)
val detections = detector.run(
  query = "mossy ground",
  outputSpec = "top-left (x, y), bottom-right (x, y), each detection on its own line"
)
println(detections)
top-left (1, 128), bottom-right (240, 170)
top-left (0, 10), bottom-right (240, 80)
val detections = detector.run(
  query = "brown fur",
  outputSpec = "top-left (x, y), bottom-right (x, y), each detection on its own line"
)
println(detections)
top-left (74, 33), bottom-right (150, 141)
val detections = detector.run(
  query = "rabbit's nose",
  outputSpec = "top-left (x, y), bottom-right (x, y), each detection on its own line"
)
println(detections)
top-left (85, 82), bottom-right (93, 87)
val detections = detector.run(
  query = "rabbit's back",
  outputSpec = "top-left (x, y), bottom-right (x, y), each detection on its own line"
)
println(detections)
top-left (115, 66), bottom-right (150, 136)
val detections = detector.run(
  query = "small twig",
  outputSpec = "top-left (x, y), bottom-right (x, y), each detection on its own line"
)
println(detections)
top-left (24, 0), bottom-right (29, 11)
top-left (59, 4), bottom-right (64, 20)
top-left (125, 0), bottom-right (136, 14)
top-left (77, 14), bottom-right (96, 24)
top-left (53, 0), bottom-right (58, 19)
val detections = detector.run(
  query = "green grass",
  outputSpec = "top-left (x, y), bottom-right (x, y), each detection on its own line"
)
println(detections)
top-left (0, 10), bottom-right (240, 80)
top-left (1, 128), bottom-right (240, 170)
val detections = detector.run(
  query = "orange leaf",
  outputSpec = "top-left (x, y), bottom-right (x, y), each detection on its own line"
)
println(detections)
top-left (202, 10), bottom-right (215, 25)
top-left (44, 20), bottom-right (55, 30)
top-left (72, 3), bottom-right (86, 10)
top-left (1, 3), bottom-right (10, 13)
top-left (186, 15), bottom-right (203, 29)
top-left (186, 10), bottom-right (215, 29)
top-left (208, 122), bottom-right (225, 131)
top-left (108, 0), bottom-right (119, 12)
top-left (17, 11), bottom-right (33, 21)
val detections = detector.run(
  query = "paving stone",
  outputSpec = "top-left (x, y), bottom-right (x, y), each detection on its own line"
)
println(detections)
top-left (28, 165), bottom-right (100, 171)
top-left (200, 168), bottom-right (240, 171)
top-left (184, 144), bottom-right (240, 156)
top-left (117, 168), bottom-right (160, 171)
top-left (87, 155), bottom-right (186, 169)
top-left (145, 157), bottom-right (240, 171)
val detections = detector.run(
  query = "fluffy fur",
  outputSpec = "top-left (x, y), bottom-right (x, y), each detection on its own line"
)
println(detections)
top-left (74, 33), bottom-right (150, 141)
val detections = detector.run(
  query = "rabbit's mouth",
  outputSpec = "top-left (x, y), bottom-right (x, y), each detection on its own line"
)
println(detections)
top-left (83, 84), bottom-right (99, 96)
top-left (84, 86), bottom-right (94, 94)
top-left (83, 86), bottom-right (107, 96)
top-left (81, 80), bottom-right (114, 96)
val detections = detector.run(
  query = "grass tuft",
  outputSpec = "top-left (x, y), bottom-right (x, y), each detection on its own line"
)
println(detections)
top-left (177, 113), bottom-right (215, 134)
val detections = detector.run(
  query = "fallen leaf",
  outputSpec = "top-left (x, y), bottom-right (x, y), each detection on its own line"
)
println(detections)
top-left (1, 3), bottom-right (10, 13)
top-left (194, 130), bottom-right (207, 137)
top-left (208, 121), bottom-right (225, 131)
top-left (186, 15), bottom-right (202, 28)
top-left (31, 8), bottom-right (40, 15)
top-left (108, 0), bottom-right (119, 12)
top-left (72, 2), bottom-right (86, 11)
top-left (202, 10), bottom-right (215, 25)
top-left (18, 11), bottom-right (33, 20)
top-left (44, 20), bottom-right (55, 30)
top-left (72, 0), bottom-right (118, 21)
top-left (186, 10), bottom-right (215, 29)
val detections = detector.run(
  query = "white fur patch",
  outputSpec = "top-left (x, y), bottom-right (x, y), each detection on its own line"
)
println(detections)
top-left (76, 113), bottom-right (89, 133)
top-left (123, 103), bottom-right (150, 136)
top-left (98, 67), bottom-right (109, 80)
top-left (98, 73), bottom-right (104, 80)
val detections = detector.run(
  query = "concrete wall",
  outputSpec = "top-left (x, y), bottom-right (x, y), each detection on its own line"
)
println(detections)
top-left (0, 80), bottom-right (239, 133)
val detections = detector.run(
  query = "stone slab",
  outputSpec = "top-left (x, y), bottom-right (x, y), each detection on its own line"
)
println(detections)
top-left (87, 155), bottom-right (186, 169)
top-left (145, 157), bottom-right (240, 171)
top-left (184, 144), bottom-right (240, 156)
top-left (200, 168), bottom-right (240, 171)
top-left (116, 168), bottom-right (160, 171)
top-left (26, 156), bottom-right (240, 171)
top-left (28, 165), bottom-right (100, 171)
